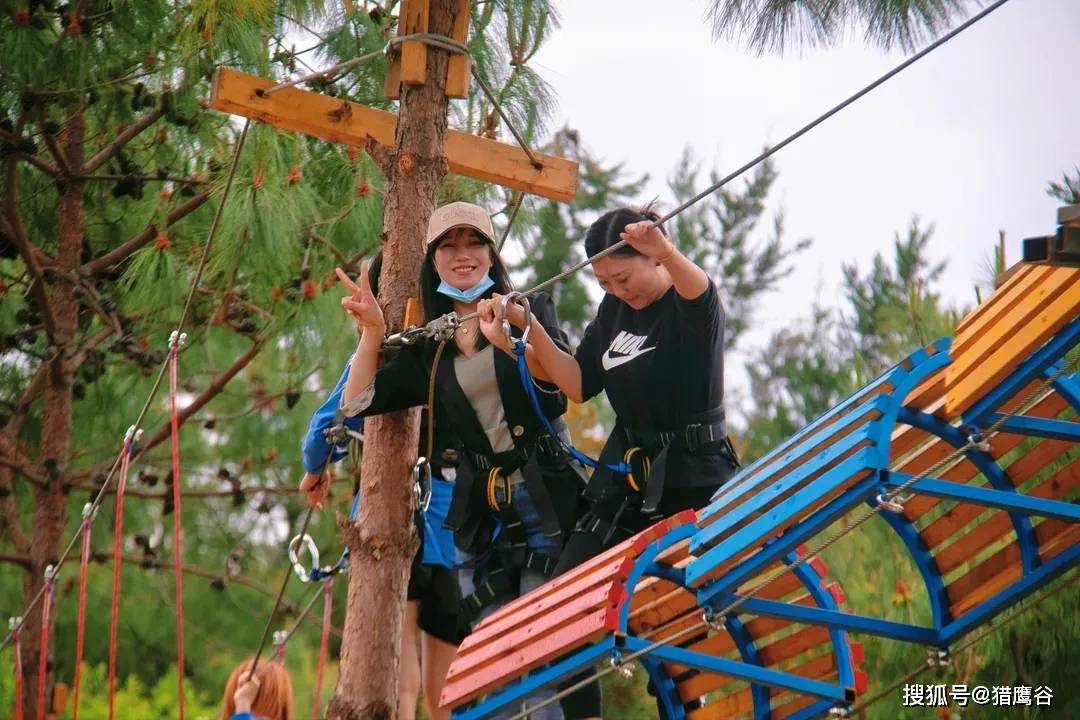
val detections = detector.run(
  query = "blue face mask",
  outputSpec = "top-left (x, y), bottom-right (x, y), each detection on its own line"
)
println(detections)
top-left (436, 275), bottom-right (495, 303)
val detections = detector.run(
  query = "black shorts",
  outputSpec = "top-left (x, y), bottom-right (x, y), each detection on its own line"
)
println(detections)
top-left (407, 560), bottom-right (469, 646)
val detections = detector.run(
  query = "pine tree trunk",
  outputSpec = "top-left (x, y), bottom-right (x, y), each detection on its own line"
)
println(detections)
top-left (21, 107), bottom-right (84, 720)
top-left (326, 3), bottom-right (458, 718)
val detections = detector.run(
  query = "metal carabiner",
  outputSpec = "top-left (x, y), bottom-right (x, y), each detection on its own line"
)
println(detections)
top-left (288, 533), bottom-right (322, 583)
top-left (413, 457), bottom-right (432, 514)
top-left (498, 292), bottom-right (532, 348)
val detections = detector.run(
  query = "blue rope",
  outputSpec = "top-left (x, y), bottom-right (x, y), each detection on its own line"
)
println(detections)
top-left (511, 339), bottom-right (630, 474)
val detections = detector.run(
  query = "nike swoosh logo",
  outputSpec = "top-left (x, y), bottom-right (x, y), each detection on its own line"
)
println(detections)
top-left (601, 345), bottom-right (655, 371)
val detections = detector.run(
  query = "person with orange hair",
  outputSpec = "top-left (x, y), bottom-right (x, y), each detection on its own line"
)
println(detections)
top-left (220, 659), bottom-right (294, 720)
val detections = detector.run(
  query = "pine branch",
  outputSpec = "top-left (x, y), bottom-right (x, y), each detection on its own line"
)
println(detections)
top-left (82, 190), bottom-right (210, 275)
top-left (0, 125), bottom-right (60, 176)
top-left (65, 477), bottom-right (351, 500)
top-left (134, 337), bottom-right (267, 460)
top-left (0, 468), bottom-right (31, 555)
top-left (4, 153), bottom-right (60, 349)
top-left (0, 435), bottom-right (47, 487)
top-left (83, 106), bottom-right (165, 175)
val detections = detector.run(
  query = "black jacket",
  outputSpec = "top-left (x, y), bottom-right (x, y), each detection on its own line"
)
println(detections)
top-left (351, 292), bottom-right (587, 554)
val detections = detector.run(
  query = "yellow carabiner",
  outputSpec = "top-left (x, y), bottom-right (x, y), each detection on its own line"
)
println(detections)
top-left (623, 447), bottom-right (650, 493)
top-left (486, 466), bottom-right (505, 511)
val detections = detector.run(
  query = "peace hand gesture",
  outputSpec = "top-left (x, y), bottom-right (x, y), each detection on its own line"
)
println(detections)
top-left (336, 264), bottom-right (385, 333)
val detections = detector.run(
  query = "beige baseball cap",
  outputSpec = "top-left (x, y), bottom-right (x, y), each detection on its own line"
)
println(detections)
top-left (425, 202), bottom-right (496, 248)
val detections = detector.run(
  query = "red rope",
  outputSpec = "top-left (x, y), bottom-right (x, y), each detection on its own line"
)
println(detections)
top-left (12, 624), bottom-right (24, 720)
top-left (71, 512), bottom-right (92, 720)
top-left (36, 573), bottom-right (55, 720)
top-left (106, 434), bottom-right (134, 720)
top-left (310, 579), bottom-right (334, 720)
top-left (168, 342), bottom-right (187, 720)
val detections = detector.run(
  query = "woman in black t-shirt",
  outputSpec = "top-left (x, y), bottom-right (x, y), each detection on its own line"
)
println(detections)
top-left (478, 206), bottom-right (739, 718)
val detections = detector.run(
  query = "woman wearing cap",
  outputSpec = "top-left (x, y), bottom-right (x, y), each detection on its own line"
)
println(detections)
top-left (477, 205), bottom-right (739, 719)
top-left (300, 252), bottom-right (466, 720)
top-left (304, 201), bottom-right (585, 720)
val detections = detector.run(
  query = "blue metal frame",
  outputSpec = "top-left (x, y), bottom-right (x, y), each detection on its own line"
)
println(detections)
top-left (883, 473), bottom-right (1080, 522)
top-left (963, 315), bottom-right (1080, 426)
top-left (789, 554), bottom-right (857, 695)
top-left (639, 656), bottom-right (686, 720)
top-left (702, 393), bottom-right (891, 522)
top-left (713, 592), bottom-right (940, 645)
top-left (691, 473), bottom-right (880, 594)
top-left (980, 413), bottom-right (1080, 442)
top-left (870, 489), bottom-right (952, 631)
top-left (725, 614), bottom-right (772, 720)
top-left (939, 541), bottom-right (1080, 645)
top-left (622, 637), bottom-right (850, 703)
top-left (1050, 368), bottom-right (1080, 411)
top-left (896, 406), bottom-right (1040, 574)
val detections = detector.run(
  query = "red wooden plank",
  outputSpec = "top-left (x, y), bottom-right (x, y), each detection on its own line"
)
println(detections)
top-left (456, 579), bottom-right (624, 658)
top-left (440, 607), bottom-right (619, 707)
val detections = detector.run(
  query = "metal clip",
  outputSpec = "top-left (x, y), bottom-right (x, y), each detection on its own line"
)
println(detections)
top-left (81, 502), bottom-right (95, 521)
top-left (413, 457), bottom-right (432, 514)
top-left (430, 312), bottom-right (460, 343)
top-left (288, 534), bottom-right (322, 583)
top-left (272, 629), bottom-right (289, 648)
top-left (608, 650), bottom-right (635, 679)
top-left (498, 292), bottom-right (532, 348)
top-left (43, 564), bottom-right (55, 582)
top-left (124, 425), bottom-right (143, 443)
top-left (702, 607), bottom-right (726, 632)
top-left (966, 431), bottom-right (992, 453)
top-left (828, 706), bottom-right (851, 718)
top-left (8, 616), bottom-right (22, 632)
top-left (926, 648), bottom-right (951, 667)
top-left (167, 330), bottom-right (188, 350)
top-left (876, 493), bottom-right (906, 514)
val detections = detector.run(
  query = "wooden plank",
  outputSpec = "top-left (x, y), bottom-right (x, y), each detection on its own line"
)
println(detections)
top-left (445, 0), bottom-right (471, 98)
top-left (399, 0), bottom-right (429, 85)
top-left (441, 607), bottom-right (619, 707)
top-left (919, 433), bottom-right (1074, 549)
top-left (902, 389), bottom-right (1068, 525)
top-left (474, 554), bottom-right (633, 632)
top-left (449, 583), bottom-right (625, 678)
top-left (954, 264), bottom-right (1038, 335)
top-left (686, 685), bottom-right (753, 719)
top-left (383, 54), bottom-right (402, 99)
top-left (902, 368), bottom-right (946, 412)
top-left (932, 455), bottom-right (1080, 573)
top-left (951, 265), bottom-right (1052, 358)
top-left (209, 67), bottom-right (580, 203)
top-left (677, 640), bottom-right (835, 704)
top-left (946, 268), bottom-right (1080, 416)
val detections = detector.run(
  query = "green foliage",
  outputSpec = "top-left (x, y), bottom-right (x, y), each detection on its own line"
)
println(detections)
top-left (668, 149), bottom-right (811, 349)
top-left (706, 0), bottom-right (976, 55)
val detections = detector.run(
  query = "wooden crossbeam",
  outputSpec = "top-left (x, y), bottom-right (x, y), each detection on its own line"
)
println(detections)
top-left (209, 67), bottom-right (578, 203)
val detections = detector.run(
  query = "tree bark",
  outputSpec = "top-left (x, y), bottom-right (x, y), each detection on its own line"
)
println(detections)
top-left (20, 106), bottom-right (85, 720)
top-left (326, 3), bottom-right (457, 718)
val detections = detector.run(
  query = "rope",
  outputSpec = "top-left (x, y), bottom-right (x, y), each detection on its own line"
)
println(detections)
top-left (505, 330), bottom-right (1074, 719)
top-left (453, 0), bottom-right (1016, 328)
top-left (70, 506), bottom-right (92, 720)
top-left (426, 340), bottom-right (447, 461)
top-left (471, 69), bottom-right (541, 169)
top-left (851, 571), bottom-right (1079, 714)
top-left (259, 32), bottom-right (469, 97)
top-left (310, 578), bottom-right (335, 720)
top-left (106, 430), bottom-right (136, 720)
top-left (247, 503), bottom-right (317, 680)
top-left (498, 195), bottom-right (524, 252)
top-left (35, 569), bottom-right (54, 720)
top-left (512, 339), bottom-right (629, 474)
top-left (0, 118), bottom-right (251, 656)
top-left (168, 333), bottom-right (187, 720)
top-left (11, 619), bottom-right (24, 720)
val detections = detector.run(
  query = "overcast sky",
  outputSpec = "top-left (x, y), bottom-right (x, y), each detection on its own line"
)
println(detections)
top-left (529, 0), bottom-right (1079, 377)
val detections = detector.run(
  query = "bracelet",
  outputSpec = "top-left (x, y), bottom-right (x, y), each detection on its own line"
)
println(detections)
top-left (655, 242), bottom-right (677, 264)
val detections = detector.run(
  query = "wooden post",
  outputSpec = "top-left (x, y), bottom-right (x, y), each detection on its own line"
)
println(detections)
top-left (325, 2), bottom-right (459, 718)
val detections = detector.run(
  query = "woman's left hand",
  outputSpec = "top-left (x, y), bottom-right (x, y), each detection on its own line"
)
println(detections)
top-left (233, 674), bottom-right (260, 713)
top-left (620, 220), bottom-right (675, 261)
